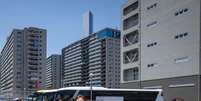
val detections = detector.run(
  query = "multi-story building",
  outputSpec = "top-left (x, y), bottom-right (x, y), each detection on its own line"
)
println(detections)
top-left (121, 0), bottom-right (201, 101)
top-left (0, 54), bottom-right (1, 94)
top-left (0, 27), bottom-right (46, 99)
top-left (62, 28), bottom-right (120, 88)
top-left (45, 54), bottom-right (61, 89)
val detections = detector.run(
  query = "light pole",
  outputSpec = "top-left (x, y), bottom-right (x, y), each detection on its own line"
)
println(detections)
top-left (24, 88), bottom-right (26, 101)
top-left (89, 73), bottom-right (94, 101)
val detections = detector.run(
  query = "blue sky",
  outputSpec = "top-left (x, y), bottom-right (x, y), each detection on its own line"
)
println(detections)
top-left (0, 0), bottom-right (126, 56)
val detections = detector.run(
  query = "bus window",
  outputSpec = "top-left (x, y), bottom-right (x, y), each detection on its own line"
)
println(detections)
top-left (56, 90), bottom-right (76, 101)
top-left (77, 90), bottom-right (91, 100)
top-left (44, 93), bottom-right (55, 101)
top-left (93, 90), bottom-right (159, 101)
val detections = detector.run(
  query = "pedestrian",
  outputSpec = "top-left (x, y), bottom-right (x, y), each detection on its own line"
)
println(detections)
top-left (75, 95), bottom-right (86, 101)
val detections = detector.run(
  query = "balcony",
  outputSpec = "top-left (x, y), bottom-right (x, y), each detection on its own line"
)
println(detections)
top-left (29, 66), bottom-right (38, 70)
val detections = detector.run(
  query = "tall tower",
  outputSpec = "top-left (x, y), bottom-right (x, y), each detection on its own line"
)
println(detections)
top-left (83, 11), bottom-right (93, 35)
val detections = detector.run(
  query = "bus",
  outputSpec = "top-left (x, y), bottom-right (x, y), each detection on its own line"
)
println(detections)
top-left (28, 87), bottom-right (163, 101)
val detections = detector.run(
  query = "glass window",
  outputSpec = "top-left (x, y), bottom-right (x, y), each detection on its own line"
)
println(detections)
top-left (93, 90), bottom-right (158, 101)
top-left (124, 67), bottom-right (139, 81)
top-left (123, 14), bottom-right (139, 30)
top-left (123, 1), bottom-right (138, 15)
top-left (56, 90), bottom-right (76, 101)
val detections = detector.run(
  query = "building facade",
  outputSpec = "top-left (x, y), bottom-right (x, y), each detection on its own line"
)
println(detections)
top-left (121, 0), bottom-right (201, 101)
top-left (0, 27), bottom-right (46, 99)
top-left (62, 28), bottom-right (120, 88)
top-left (45, 54), bottom-right (61, 89)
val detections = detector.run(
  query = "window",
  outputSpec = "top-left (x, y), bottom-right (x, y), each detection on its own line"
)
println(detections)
top-left (174, 32), bottom-right (189, 39)
top-left (17, 44), bottom-right (22, 47)
top-left (175, 8), bottom-right (189, 16)
top-left (124, 67), bottom-right (139, 81)
top-left (17, 40), bottom-right (22, 43)
top-left (17, 36), bottom-right (21, 38)
top-left (17, 72), bottom-right (21, 74)
top-left (123, 1), bottom-right (139, 15)
top-left (16, 86), bottom-right (21, 88)
top-left (123, 14), bottom-right (139, 30)
top-left (123, 48), bottom-right (139, 64)
top-left (17, 58), bottom-right (22, 61)
top-left (147, 3), bottom-right (158, 10)
top-left (123, 30), bottom-right (139, 47)
top-left (17, 32), bottom-right (22, 34)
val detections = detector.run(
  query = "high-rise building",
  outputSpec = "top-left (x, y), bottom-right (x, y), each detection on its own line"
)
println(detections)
top-left (83, 11), bottom-right (93, 35)
top-left (0, 27), bottom-right (46, 99)
top-left (0, 54), bottom-right (1, 94)
top-left (62, 28), bottom-right (120, 88)
top-left (121, 0), bottom-right (200, 101)
top-left (45, 54), bottom-right (61, 89)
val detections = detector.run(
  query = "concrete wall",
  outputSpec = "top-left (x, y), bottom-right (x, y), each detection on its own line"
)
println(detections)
top-left (141, 0), bottom-right (201, 81)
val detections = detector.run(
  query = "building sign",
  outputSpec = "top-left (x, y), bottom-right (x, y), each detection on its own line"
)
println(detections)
top-left (96, 96), bottom-right (123, 101)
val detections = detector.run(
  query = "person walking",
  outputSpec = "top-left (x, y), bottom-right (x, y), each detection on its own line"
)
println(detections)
top-left (75, 95), bottom-right (86, 101)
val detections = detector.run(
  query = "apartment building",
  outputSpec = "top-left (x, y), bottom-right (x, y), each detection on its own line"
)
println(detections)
top-left (0, 27), bottom-right (46, 99)
top-left (45, 54), bottom-right (61, 89)
top-left (121, 0), bottom-right (200, 101)
top-left (62, 28), bottom-right (120, 88)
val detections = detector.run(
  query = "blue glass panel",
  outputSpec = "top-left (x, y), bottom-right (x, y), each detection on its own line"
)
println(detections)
top-left (97, 28), bottom-right (120, 39)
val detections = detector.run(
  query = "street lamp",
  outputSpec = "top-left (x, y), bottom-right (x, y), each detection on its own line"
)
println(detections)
top-left (24, 88), bottom-right (26, 101)
top-left (89, 73), bottom-right (94, 101)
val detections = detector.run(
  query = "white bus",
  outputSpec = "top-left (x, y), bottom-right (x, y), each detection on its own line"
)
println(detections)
top-left (28, 87), bottom-right (163, 101)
